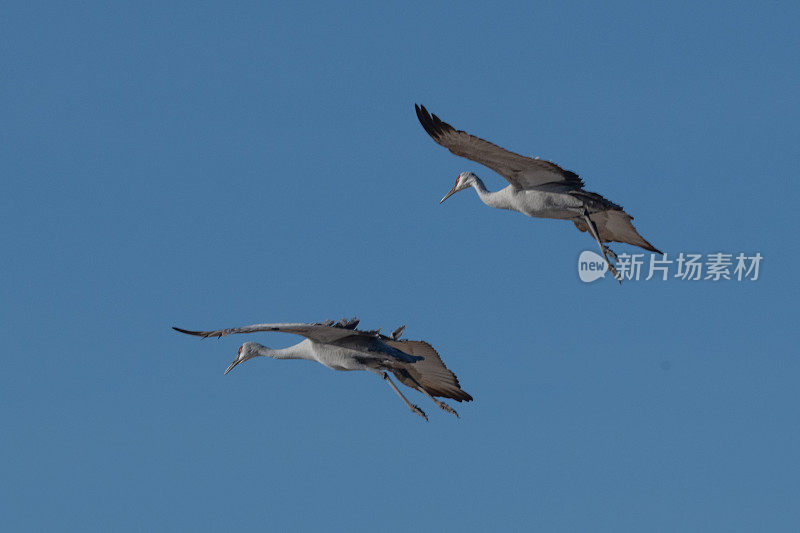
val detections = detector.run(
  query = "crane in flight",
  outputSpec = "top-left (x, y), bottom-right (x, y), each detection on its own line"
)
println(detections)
top-left (415, 104), bottom-right (661, 281)
top-left (173, 317), bottom-right (471, 421)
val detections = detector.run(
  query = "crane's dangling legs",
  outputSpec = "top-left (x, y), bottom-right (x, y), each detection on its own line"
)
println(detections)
top-left (379, 372), bottom-right (428, 421)
top-left (419, 389), bottom-right (458, 418)
top-left (582, 208), bottom-right (622, 283)
top-left (396, 370), bottom-right (459, 417)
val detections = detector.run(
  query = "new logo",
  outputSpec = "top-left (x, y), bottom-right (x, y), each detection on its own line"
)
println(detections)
top-left (577, 250), bottom-right (607, 283)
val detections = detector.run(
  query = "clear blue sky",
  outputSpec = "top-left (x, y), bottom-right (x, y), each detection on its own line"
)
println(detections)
top-left (2, 1), bottom-right (798, 531)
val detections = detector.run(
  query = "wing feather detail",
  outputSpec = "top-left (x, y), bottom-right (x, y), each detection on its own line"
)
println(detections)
top-left (172, 317), bottom-right (382, 344)
top-left (387, 340), bottom-right (472, 402)
top-left (415, 104), bottom-right (584, 190)
top-left (573, 210), bottom-right (661, 253)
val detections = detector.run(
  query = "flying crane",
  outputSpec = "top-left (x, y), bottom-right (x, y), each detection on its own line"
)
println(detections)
top-left (416, 104), bottom-right (661, 281)
top-left (173, 317), bottom-right (472, 421)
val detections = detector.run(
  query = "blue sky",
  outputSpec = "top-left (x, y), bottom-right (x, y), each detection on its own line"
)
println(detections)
top-left (2, 1), bottom-right (798, 530)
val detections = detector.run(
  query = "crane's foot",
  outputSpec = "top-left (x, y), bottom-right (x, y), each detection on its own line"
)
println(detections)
top-left (609, 262), bottom-right (622, 284)
top-left (603, 246), bottom-right (618, 262)
top-left (410, 404), bottom-right (428, 421)
top-left (433, 400), bottom-right (459, 418)
top-left (600, 247), bottom-right (621, 283)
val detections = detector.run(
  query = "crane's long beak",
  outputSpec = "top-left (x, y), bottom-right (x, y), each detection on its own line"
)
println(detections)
top-left (440, 185), bottom-right (458, 204)
top-left (224, 358), bottom-right (240, 375)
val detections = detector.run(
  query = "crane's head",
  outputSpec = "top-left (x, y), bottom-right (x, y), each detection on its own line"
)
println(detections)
top-left (440, 172), bottom-right (477, 204)
top-left (225, 342), bottom-right (262, 374)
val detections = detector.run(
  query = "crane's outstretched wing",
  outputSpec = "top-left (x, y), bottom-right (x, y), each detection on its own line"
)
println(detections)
top-left (173, 317), bottom-right (381, 344)
top-left (386, 340), bottom-right (472, 402)
top-left (415, 104), bottom-right (584, 190)
top-left (573, 210), bottom-right (662, 253)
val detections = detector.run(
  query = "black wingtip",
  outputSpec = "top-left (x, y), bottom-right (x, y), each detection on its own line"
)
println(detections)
top-left (415, 103), bottom-right (444, 140)
top-left (173, 326), bottom-right (204, 337)
top-left (414, 103), bottom-right (427, 124)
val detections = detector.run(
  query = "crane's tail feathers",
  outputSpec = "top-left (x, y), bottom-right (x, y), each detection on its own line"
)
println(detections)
top-left (573, 210), bottom-right (661, 254)
top-left (440, 389), bottom-right (473, 402)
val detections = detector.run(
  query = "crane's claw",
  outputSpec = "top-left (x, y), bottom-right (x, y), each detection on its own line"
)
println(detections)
top-left (435, 400), bottom-right (459, 418)
top-left (610, 264), bottom-right (622, 284)
top-left (411, 405), bottom-right (428, 421)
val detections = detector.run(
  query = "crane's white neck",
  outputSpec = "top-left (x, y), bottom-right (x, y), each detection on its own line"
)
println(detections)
top-left (469, 177), bottom-right (507, 209)
top-left (254, 340), bottom-right (313, 360)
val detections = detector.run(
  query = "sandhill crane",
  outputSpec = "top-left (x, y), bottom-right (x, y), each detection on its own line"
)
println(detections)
top-left (415, 104), bottom-right (662, 281)
top-left (173, 317), bottom-right (471, 421)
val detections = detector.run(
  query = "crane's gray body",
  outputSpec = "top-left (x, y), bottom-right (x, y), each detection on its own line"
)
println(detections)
top-left (475, 183), bottom-right (586, 220)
